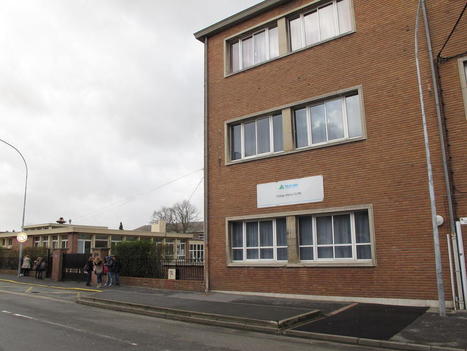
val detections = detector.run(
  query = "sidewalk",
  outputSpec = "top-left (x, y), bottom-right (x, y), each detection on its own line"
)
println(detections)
top-left (2, 273), bottom-right (466, 351)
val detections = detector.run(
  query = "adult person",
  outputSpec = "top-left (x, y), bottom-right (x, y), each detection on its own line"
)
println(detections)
top-left (21, 255), bottom-right (32, 276)
top-left (103, 256), bottom-right (114, 287)
top-left (37, 257), bottom-right (47, 280)
top-left (112, 255), bottom-right (121, 286)
top-left (83, 256), bottom-right (94, 286)
top-left (93, 257), bottom-right (104, 288)
top-left (33, 257), bottom-right (41, 279)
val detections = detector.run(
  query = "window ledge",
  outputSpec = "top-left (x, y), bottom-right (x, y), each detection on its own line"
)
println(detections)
top-left (225, 30), bottom-right (355, 78)
top-left (228, 260), bottom-right (375, 268)
top-left (226, 135), bottom-right (366, 166)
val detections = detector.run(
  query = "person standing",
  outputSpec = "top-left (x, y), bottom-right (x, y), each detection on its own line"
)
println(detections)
top-left (37, 258), bottom-right (47, 280)
top-left (112, 255), bottom-right (121, 286)
top-left (83, 256), bottom-right (94, 286)
top-left (21, 255), bottom-right (32, 276)
top-left (93, 257), bottom-right (104, 288)
top-left (33, 257), bottom-right (41, 279)
top-left (104, 256), bottom-right (114, 287)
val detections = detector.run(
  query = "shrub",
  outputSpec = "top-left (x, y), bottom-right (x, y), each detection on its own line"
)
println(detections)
top-left (113, 241), bottom-right (166, 278)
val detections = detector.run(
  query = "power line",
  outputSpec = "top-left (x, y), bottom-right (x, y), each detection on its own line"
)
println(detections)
top-left (74, 168), bottom-right (203, 221)
top-left (188, 175), bottom-right (204, 202)
top-left (437, 2), bottom-right (466, 61)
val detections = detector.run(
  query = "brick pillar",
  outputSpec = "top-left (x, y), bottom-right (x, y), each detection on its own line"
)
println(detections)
top-left (51, 249), bottom-right (64, 281)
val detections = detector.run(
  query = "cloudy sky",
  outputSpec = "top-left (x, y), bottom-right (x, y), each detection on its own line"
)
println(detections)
top-left (0, 0), bottom-right (260, 232)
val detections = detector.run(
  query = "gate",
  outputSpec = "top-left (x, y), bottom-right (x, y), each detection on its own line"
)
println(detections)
top-left (62, 253), bottom-right (88, 281)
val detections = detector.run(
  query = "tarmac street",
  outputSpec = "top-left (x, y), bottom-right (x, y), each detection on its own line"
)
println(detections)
top-left (0, 279), bottom-right (385, 351)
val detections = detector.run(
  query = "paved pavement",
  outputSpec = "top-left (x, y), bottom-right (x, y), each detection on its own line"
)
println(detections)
top-left (2, 273), bottom-right (467, 351)
top-left (0, 281), bottom-right (378, 351)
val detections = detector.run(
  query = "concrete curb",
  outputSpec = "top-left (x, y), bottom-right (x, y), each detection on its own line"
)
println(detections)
top-left (76, 296), bottom-right (466, 351)
top-left (76, 296), bottom-right (280, 334)
top-left (0, 278), bottom-right (102, 293)
top-left (284, 330), bottom-right (467, 351)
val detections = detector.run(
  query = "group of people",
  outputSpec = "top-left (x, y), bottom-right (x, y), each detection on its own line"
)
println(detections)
top-left (20, 255), bottom-right (48, 279)
top-left (84, 255), bottom-right (121, 288)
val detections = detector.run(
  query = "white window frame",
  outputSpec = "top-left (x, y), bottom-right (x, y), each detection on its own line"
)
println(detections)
top-left (289, 0), bottom-right (353, 52)
top-left (189, 244), bottom-right (204, 262)
top-left (294, 92), bottom-right (361, 149)
top-left (231, 218), bottom-right (288, 263)
top-left (230, 26), bottom-right (278, 73)
top-left (177, 241), bottom-right (186, 260)
top-left (299, 211), bottom-right (372, 263)
top-left (231, 114), bottom-right (283, 161)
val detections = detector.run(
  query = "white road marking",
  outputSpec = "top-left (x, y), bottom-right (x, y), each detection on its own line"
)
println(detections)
top-left (1, 310), bottom-right (138, 346)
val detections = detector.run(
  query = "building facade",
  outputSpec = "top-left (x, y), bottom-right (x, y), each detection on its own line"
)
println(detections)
top-left (195, 0), bottom-right (467, 307)
top-left (0, 221), bottom-right (204, 261)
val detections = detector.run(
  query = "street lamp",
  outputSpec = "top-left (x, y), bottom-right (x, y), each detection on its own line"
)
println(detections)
top-left (0, 138), bottom-right (28, 277)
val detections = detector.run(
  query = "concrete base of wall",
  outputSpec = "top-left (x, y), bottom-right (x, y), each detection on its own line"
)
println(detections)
top-left (120, 276), bottom-right (204, 292)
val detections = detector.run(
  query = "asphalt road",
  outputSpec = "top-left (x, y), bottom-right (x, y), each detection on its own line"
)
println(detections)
top-left (0, 281), bottom-right (387, 351)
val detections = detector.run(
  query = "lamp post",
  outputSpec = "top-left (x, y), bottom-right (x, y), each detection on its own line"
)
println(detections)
top-left (0, 138), bottom-right (28, 277)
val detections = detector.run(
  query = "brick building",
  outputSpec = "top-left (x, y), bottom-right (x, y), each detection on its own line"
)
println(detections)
top-left (195, 0), bottom-right (467, 308)
top-left (0, 220), bottom-right (204, 260)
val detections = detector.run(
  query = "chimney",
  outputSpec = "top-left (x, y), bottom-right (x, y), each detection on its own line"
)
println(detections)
top-left (56, 217), bottom-right (66, 224)
top-left (151, 220), bottom-right (166, 233)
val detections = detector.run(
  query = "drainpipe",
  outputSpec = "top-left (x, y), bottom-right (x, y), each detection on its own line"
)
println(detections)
top-left (421, 0), bottom-right (464, 309)
top-left (203, 36), bottom-right (210, 294)
top-left (415, 0), bottom-right (446, 317)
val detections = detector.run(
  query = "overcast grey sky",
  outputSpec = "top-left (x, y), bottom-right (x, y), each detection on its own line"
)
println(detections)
top-left (0, 0), bottom-right (260, 231)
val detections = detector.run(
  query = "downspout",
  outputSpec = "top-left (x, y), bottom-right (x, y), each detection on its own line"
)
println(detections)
top-left (203, 36), bottom-right (210, 294)
top-left (415, 0), bottom-right (446, 316)
top-left (421, 1), bottom-right (464, 309)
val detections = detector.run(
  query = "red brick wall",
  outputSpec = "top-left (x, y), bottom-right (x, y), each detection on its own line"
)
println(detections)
top-left (120, 277), bottom-right (204, 292)
top-left (205, 0), bottom-right (467, 302)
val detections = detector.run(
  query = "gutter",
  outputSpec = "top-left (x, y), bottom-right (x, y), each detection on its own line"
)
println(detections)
top-left (421, 1), bottom-right (464, 309)
top-left (203, 36), bottom-right (210, 293)
top-left (194, 0), bottom-right (290, 41)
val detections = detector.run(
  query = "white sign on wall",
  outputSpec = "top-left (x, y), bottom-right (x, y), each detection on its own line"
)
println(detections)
top-left (257, 175), bottom-right (324, 208)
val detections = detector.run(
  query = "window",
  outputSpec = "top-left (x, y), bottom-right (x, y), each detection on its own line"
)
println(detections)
top-left (52, 235), bottom-right (59, 249)
top-left (177, 242), bottom-right (186, 260)
top-left (294, 92), bottom-right (362, 148)
top-left (33, 237), bottom-right (40, 247)
top-left (61, 239), bottom-right (68, 249)
top-left (95, 235), bottom-right (109, 248)
top-left (231, 218), bottom-right (287, 262)
top-left (77, 234), bottom-right (92, 254)
top-left (165, 239), bottom-right (175, 258)
top-left (230, 114), bottom-right (283, 160)
top-left (7, 238), bottom-right (13, 246)
top-left (229, 26), bottom-right (279, 73)
top-left (289, 0), bottom-right (352, 51)
top-left (189, 244), bottom-right (204, 262)
top-left (298, 210), bottom-right (371, 261)
top-left (41, 236), bottom-right (49, 248)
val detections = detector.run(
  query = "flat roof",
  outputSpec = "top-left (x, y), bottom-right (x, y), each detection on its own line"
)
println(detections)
top-left (194, 0), bottom-right (290, 41)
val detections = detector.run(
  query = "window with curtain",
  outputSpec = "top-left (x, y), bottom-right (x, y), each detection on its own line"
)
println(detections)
top-left (289, 0), bottom-right (353, 52)
top-left (231, 218), bottom-right (287, 262)
top-left (229, 26), bottom-right (279, 73)
top-left (298, 210), bottom-right (371, 261)
top-left (230, 113), bottom-right (283, 161)
top-left (294, 92), bottom-right (362, 148)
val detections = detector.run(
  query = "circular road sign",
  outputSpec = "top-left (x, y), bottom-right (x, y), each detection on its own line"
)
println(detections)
top-left (16, 232), bottom-right (28, 243)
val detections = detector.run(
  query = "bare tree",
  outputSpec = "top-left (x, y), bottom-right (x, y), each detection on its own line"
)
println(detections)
top-left (151, 206), bottom-right (175, 225)
top-left (172, 200), bottom-right (199, 233)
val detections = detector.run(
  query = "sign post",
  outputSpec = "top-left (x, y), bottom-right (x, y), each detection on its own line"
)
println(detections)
top-left (17, 232), bottom-right (28, 277)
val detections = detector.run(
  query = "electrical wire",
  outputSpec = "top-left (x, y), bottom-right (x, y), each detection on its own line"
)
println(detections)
top-left (74, 167), bottom-right (203, 221)
top-left (437, 2), bottom-right (467, 61)
top-left (188, 175), bottom-right (204, 202)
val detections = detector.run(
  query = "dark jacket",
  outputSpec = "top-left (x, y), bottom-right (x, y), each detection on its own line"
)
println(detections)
top-left (84, 260), bottom-right (94, 273)
top-left (112, 260), bottom-right (121, 273)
